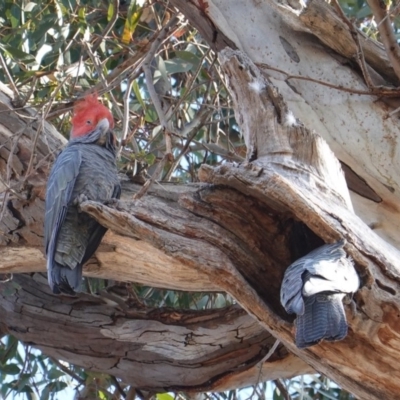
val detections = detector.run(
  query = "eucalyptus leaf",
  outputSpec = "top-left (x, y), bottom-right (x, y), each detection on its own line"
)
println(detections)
top-left (156, 393), bottom-right (174, 400)
top-left (0, 363), bottom-right (21, 375)
top-left (164, 58), bottom-right (194, 75)
top-left (1, 45), bottom-right (36, 63)
top-left (132, 80), bottom-right (146, 111)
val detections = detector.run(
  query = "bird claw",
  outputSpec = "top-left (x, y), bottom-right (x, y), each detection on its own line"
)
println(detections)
top-left (73, 194), bottom-right (89, 212)
top-left (103, 198), bottom-right (119, 207)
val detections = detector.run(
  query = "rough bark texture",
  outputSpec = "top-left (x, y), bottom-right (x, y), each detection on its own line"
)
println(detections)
top-left (0, 83), bottom-right (312, 390)
top-left (1, 0), bottom-right (400, 398)
top-left (0, 274), bottom-right (311, 391)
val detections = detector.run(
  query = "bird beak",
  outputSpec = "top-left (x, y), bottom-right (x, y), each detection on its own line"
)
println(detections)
top-left (96, 118), bottom-right (110, 135)
top-left (94, 118), bottom-right (111, 146)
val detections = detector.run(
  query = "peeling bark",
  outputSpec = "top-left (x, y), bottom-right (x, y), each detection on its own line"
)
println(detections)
top-left (0, 84), bottom-right (312, 389)
top-left (0, 274), bottom-right (311, 391)
top-left (1, 0), bottom-right (400, 398)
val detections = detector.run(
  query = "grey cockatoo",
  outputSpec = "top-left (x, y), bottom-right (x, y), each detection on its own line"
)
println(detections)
top-left (45, 95), bottom-right (121, 295)
top-left (280, 240), bottom-right (359, 348)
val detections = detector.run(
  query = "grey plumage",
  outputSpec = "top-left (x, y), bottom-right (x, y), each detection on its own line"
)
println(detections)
top-left (45, 119), bottom-right (121, 295)
top-left (280, 240), bottom-right (359, 348)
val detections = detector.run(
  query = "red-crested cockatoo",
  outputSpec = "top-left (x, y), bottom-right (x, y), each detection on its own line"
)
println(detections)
top-left (44, 94), bottom-right (121, 295)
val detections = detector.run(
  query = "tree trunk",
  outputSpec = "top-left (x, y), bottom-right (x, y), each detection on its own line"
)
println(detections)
top-left (1, 0), bottom-right (400, 398)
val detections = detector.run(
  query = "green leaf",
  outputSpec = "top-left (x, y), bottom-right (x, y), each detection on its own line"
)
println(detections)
top-left (156, 393), bottom-right (174, 400)
top-left (164, 58), bottom-right (194, 75)
top-left (107, 2), bottom-right (115, 21)
top-left (26, 388), bottom-right (37, 400)
top-left (40, 383), bottom-right (51, 400)
top-left (175, 51), bottom-right (201, 70)
top-left (1, 363), bottom-right (21, 375)
top-left (52, 381), bottom-right (68, 392)
top-left (132, 80), bottom-right (146, 111)
top-left (273, 387), bottom-right (284, 400)
top-left (1, 335), bottom-right (18, 363)
top-left (47, 367), bottom-right (65, 380)
top-left (40, 381), bottom-right (67, 400)
top-left (17, 373), bottom-right (34, 392)
top-left (78, 6), bottom-right (86, 23)
top-left (145, 153), bottom-right (156, 166)
top-left (0, 45), bottom-right (36, 63)
top-left (144, 108), bottom-right (158, 123)
top-left (356, 5), bottom-right (372, 19)
top-left (122, 1), bottom-right (142, 44)
top-left (156, 56), bottom-right (170, 85)
top-left (8, 4), bottom-right (20, 28)
top-left (0, 383), bottom-right (11, 398)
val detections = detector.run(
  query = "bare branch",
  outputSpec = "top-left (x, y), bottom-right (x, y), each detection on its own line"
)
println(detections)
top-left (367, 0), bottom-right (400, 81)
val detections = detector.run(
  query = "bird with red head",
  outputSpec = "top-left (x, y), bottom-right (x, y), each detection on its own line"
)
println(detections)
top-left (45, 93), bottom-right (120, 295)
top-left (70, 93), bottom-right (115, 138)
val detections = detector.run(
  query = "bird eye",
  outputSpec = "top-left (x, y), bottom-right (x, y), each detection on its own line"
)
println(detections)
top-left (86, 120), bottom-right (92, 125)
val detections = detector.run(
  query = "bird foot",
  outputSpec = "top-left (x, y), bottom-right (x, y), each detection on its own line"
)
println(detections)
top-left (73, 194), bottom-right (89, 212)
top-left (103, 198), bottom-right (119, 208)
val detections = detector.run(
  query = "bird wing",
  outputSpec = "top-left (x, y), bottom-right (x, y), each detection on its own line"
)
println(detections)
top-left (45, 146), bottom-right (82, 262)
top-left (81, 182), bottom-right (121, 265)
top-left (302, 258), bottom-right (359, 296)
top-left (280, 240), bottom-right (359, 314)
top-left (280, 256), bottom-right (306, 314)
top-left (302, 240), bottom-right (359, 296)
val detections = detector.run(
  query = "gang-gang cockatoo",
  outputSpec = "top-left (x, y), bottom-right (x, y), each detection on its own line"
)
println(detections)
top-left (45, 94), bottom-right (121, 294)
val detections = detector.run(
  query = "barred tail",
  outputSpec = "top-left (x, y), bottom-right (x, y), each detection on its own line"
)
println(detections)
top-left (47, 259), bottom-right (82, 295)
top-left (295, 293), bottom-right (348, 348)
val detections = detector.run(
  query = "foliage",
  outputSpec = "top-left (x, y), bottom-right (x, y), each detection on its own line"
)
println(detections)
top-left (0, 0), bottom-right (385, 398)
top-left (0, 333), bottom-right (356, 400)
top-left (0, 0), bottom-right (243, 183)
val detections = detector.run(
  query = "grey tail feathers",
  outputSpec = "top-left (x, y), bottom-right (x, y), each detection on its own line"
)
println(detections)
top-left (49, 261), bottom-right (83, 295)
top-left (295, 294), bottom-right (348, 349)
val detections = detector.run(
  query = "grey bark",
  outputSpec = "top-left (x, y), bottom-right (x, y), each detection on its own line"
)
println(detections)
top-left (1, 0), bottom-right (400, 397)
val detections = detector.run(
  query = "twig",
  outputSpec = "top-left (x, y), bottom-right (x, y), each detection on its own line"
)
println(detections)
top-left (133, 154), bottom-right (168, 199)
top-left (142, 16), bottom-right (180, 132)
top-left (331, 0), bottom-right (376, 88)
top-left (0, 122), bottom-right (34, 228)
top-left (110, 376), bottom-right (127, 399)
top-left (120, 79), bottom-right (134, 146)
top-left (142, 16), bottom-right (181, 165)
top-left (245, 339), bottom-right (281, 400)
top-left (19, 77), bottom-right (38, 108)
top-left (258, 63), bottom-right (400, 97)
top-left (373, 3), bottom-right (400, 30)
top-left (165, 48), bottom-right (212, 121)
top-left (0, 52), bottom-right (19, 100)
top-left (102, 43), bottom-right (151, 92)
top-left (367, 0), bottom-right (400, 82)
top-left (163, 107), bottom-right (213, 180)
top-left (273, 379), bottom-right (292, 400)
top-left (84, 39), bottom-right (140, 155)
top-left (188, 141), bottom-right (243, 161)
top-left (258, 339), bottom-right (280, 373)
top-left (126, 387), bottom-right (145, 400)
top-left (92, 0), bottom-right (120, 53)
top-left (98, 289), bottom-right (129, 311)
top-left (24, 75), bottom-right (70, 178)
top-left (163, 124), bottom-right (200, 181)
top-left (386, 104), bottom-right (400, 118)
top-left (49, 357), bottom-right (85, 385)
top-left (83, 41), bottom-right (124, 121)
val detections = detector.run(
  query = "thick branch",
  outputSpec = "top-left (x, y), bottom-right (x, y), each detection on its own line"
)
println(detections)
top-left (0, 274), bottom-right (312, 391)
